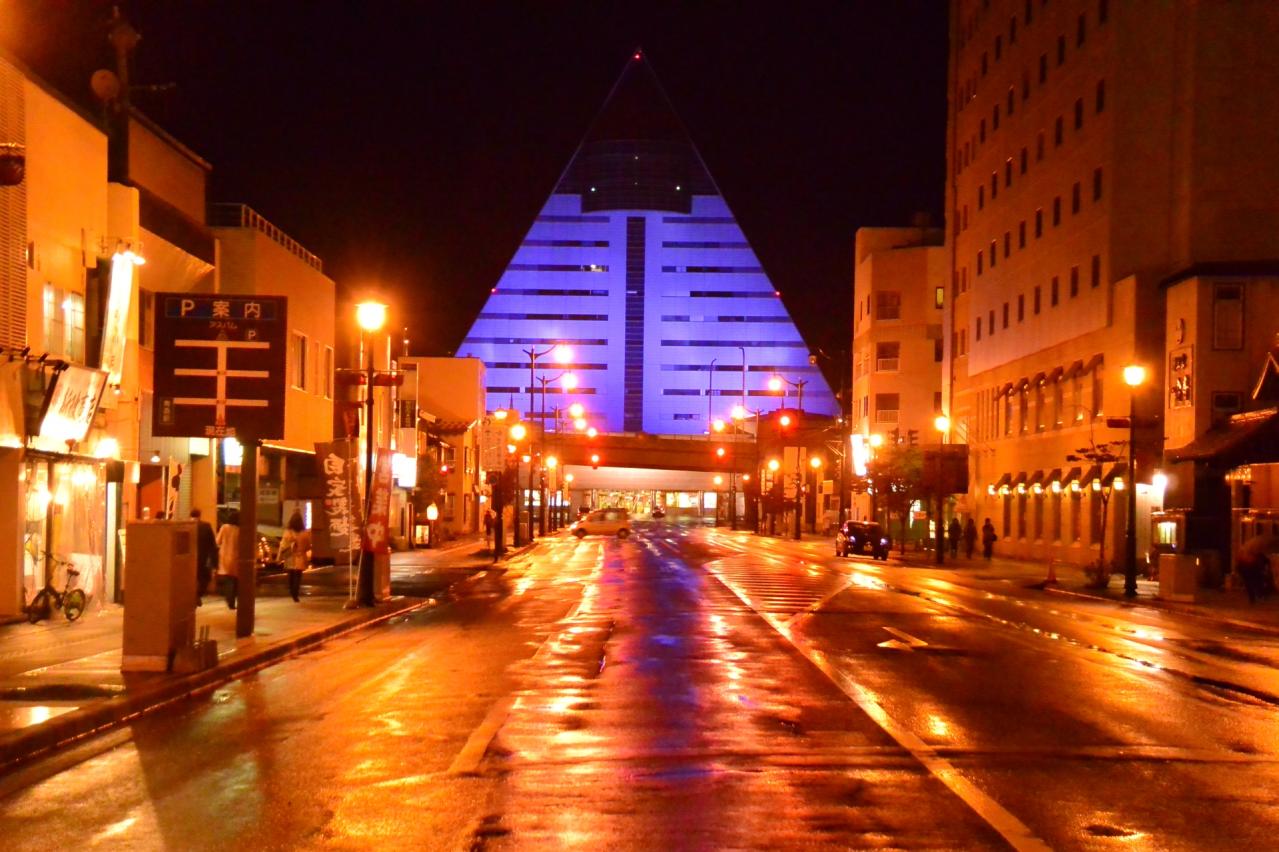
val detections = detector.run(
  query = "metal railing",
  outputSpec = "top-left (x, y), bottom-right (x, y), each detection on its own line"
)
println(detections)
top-left (208, 203), bottom-right (323, 272)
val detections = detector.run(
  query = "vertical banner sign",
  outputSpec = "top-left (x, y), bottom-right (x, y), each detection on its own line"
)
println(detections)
top-left (363, 448), bottom-right (394, 554)
top-left (39, 364), bottom-right (108, 442)
top-left (99, 252), bottom-right (140, 385)
top-left (151, 294), bottom-right (288, 439)
top-left (316, 440), bottom-right (362, 550)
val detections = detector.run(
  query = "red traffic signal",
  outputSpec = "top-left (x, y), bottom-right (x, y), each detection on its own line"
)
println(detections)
top-left (590, 453), bottom-right (600, 470)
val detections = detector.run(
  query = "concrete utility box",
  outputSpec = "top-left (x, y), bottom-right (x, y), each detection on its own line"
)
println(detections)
top-left (122, 521), bottom-right (197, 672)
top-left (1159, 553), bottom-right (1199, 603)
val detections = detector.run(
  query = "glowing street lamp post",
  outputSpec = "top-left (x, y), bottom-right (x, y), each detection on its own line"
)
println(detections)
top-left (509, 421), bottom-right (528, 547)
top-left (537, 369), bottom-right (575, 535)
top-left (808, 455), bottom-right (824, 534)
top-left (1122, 364), bottom-right (1146, 598)
top-left (355, 300), bottom-right (387, 607)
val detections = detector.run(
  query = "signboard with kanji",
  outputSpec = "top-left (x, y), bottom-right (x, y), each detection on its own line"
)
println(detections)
top-left (152, 294), bottom-right (288, 439)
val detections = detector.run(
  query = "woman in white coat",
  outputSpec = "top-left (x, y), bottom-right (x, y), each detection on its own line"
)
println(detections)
top-left (216, 510), bottom-right (241, 609)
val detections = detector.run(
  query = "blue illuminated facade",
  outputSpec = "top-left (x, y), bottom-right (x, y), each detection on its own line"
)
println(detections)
top-left (459, 53), bottom-right (836, 435)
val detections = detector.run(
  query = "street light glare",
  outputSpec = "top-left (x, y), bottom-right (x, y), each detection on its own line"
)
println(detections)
top-left (768, 376), bottom-right (783, 392)
top-left (810, 456), bottom-right (823, 468)
top-left (712, 418), bottom-right (725, 432)
top-left (934, 414), bottom-right (950, 433)
top-left (546, 455), bottom-right (558, 468)
top-left (355, 301), bottom-right (388, 332)
top-left (509, 423), bottom-right (527, 441)
top-left (869, 433), bottom-right (884, 447)
top-left (1123, 364), bottom-right (1146, 387)
top-left (568, 402), bottom-right (585, 418)
top-left (553, 345), bottom-right (573, 364)
top-left (562, 373), bottom-right (578, 390)
top-left (767, 458), bottom-right (780, 472)
top-left (586, 427), bottom-right (598, 438)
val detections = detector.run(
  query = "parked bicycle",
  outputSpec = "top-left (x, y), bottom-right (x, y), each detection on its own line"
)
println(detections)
top-left (24, 556), bottom-right (87, 624)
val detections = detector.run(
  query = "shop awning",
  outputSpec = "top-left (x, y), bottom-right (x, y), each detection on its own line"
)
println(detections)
top-left (1013, 377), bottom-right (1030, 393)
top-left (996, 382), bottom-right (1014, 399)
top-left (1166, 408), bottom-right (1279, 466)
top-left (1082, 353), bottom-right (1104, 374)
top-left (1062, 359), bottom-right (1085, 380)
top-left (993, 472), bottom-right (1012, 490)
top-left (1079, 465), bottom-right (1102, 487)
top-left (1030, 371), bottom-right (1046, 386)
top-left (1028, 469), bottom-right (1045, 487)
top-left (1045, 366), bottom-right (1065, 383)
top-left (1045, 467), bottom-right (1063, 486)
top-left (1102, 465), bottom-right (1123, 487)
top-left (1011, 471), bottom-right (1028, 489)
top-left (1063, 466), bottom-right (1082, 486)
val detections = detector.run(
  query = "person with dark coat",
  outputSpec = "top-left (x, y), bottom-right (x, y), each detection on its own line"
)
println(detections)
top-left (191, 508), bottom-right (217, 606)
top-left (947, 518), bottom-right (962, 558)
top-left (963, 518), bottom-right (978, 559)
top-left (981, 518), bottom-right (997, 560)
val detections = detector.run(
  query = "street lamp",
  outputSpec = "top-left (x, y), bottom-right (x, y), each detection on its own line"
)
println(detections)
top-left (1122, 364), bottom-right (1146, 598)
top-left (933, 414), bottom-right (950, 565)
top-left (536, 370), bottom-right (575, 535)
top-left (808, 455), bottom-right (824, 534)
top-left (425, 503), bottom-right (439, 549)
top-left (355, 300), bottom-right (387, 607)
top-left (509, 422), bottom-right (528, 546)
top-left (771, 373), bottom-right (809, 412)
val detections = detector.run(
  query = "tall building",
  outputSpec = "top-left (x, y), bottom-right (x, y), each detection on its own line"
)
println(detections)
top-left (850, 226), bottom-right (945, 523)
top-left (944, 0), bottom-right (1279, 567)
top-left (458, 51), bottom-right (835, 436)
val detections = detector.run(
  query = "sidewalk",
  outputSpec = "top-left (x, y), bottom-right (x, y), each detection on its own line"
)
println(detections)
top-left (887, 547), bottom-right (1279, 635)
top-left (0, 532), bottom-right (506, 773)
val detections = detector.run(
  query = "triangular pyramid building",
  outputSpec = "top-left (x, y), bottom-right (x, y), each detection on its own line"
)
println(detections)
top-left (459, 51), bottom-right (836, 435)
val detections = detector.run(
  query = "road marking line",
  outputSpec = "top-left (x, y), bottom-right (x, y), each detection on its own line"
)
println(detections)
top-left (447, 695), bottom-right (517, 776)
top-left (881, 626), bottom-right (929, 648)
top-left (704, 554), bottom-right (1052, 852)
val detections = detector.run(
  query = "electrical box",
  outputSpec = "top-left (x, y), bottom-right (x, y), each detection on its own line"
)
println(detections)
top-left (122, 521), bottom-right (197, 672)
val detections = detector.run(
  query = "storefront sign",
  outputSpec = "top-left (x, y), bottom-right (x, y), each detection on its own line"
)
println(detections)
top-left (363, 448), bottom-right (394, 554)
top-left (100, 251), bottom-right (141, 385)
top-left (1169, 345), bottom-right (1193, 409)
top-left (316, 440), bottom-right (360, 550)
top-left (39, 364), bottom-right (108, 443)
top-left (152, 294), bottom-right (288, 439)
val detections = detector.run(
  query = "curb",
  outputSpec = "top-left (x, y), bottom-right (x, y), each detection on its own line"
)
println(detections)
top-left (1041, 584), bottom-right (1279, 638)
top-left (0, 597), bottom-right (432, 774)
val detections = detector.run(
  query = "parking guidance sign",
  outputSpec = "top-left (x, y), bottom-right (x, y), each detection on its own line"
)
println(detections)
top-left (152, 294), bottom-right (288, 439)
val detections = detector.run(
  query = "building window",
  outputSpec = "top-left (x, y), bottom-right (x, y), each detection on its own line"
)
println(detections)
top-left (1022, 70), bottom-right (1031, 101)
top-left (960, 329), bottom-right (967, 354)
top-left (1010, 16), bottom-right (1018, 42)
top-left (934, 286), bottom-right (945, 309)
top-left (976, 320), bottom-right (982, 342)
top-left (1074, 97), bottom-right (1084, 130)
top-left (1057, 35), bottom-right (1066, 66)
top-left (876, 290), bottom-right (902, 320)
top-left (1053, 197), bottom-right (1062, 225)
top-left (1093, 166), bottom-right (1103, 201)
top-left (1004, 394), bottom-right (1013, 436)
top-left (1213, 284), bottom-right (1245, 350)
top-left (980, 118), bottom-right (987, 142)
top-left (1091, 255), bottom-right (1101, 288)
top-left (63, 291), bottom-right (85, 363)
top-left (291, 332), bottom-right (308, 390)
top-left (1035, 383), bottom-right (1046, 432)
top-left (1005, 158), bottom-right (1013, 187)
top-left (1018, 294), bottom-right (1025, 321)
top-left (1070, 266), bottom-right (1080, 297)
top-left (1051, 276), bottom-right (1060, 306)
top-left (1070, 489), bottom-right (1082, 542)
top-left (875, 393), bottom-right (900, 423)
top-left (934, 337), bottom-right (944, 362)
top-left (989, 310), bottom-right (996, 336)
top-left (993, 105), bottom-right (1000, 131)
top-left (1072, 182), bottom-right (1082, 213)
top-left (1098, 0), bottom-right (1108, 25)
top-left (1002, 302), bottom-right (1010, 329)
top-left (1019, 221), bottom-right (1027, 248)
top-left (990, 242), bottom-right (997, 268)
top-left (1039, 53), bottom-right (1048, 84)
top-left (1055, 116), bottom-right (1064, 146)
top-left (1020, 147), bottom-right (1028, 174)
top-left (977, 253), bottom-right (984, 275)
top-left (1077, 12), bottom-right (1087, 45)
top-left (1035, 208), bottom-right (1044, 237)
top-left (397, 399), bottom-right (417, 428)
top-left (1034, 285), bottom-right (1042, 314)
top-left (1026, 0), bottom-right (1033, 24)
top-left (1052, 378), bottom-right (1064, 427)
top-left (1037, 130), bottom-right (1045, 161)
top-left (1007, 87), bottom-right (1015, 115)
top-left (875, 342), bottom-right (901, 372)
top-left (1092, 367), bottom-right (1105, 419)
top-left (1004, 232), bottom-right (1011, 258)
top-left (996, 35), bottom-right (1003, 60)
top-left (1096, 79), bottom-right (1106, 113)
top-left (962, 266), bottom-right (968, 292)
top-left (323, 346), bottom-right (334, 398)
top-left (1072, 373), bottom-right (1084, 422)
top-left (1019, 390), bottom-right (1029, 434)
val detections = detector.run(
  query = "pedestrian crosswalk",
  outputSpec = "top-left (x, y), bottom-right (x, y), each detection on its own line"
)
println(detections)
top-left (699, 549), bottom-right (853, 623)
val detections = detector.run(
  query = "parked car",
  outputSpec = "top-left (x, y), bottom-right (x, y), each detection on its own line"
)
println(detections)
top-left (835, 520), bottom-right (889, 560)
top-left (651, 506), bottom-right (666, 519)
top-left (572, 508), bottom-right (632, 539)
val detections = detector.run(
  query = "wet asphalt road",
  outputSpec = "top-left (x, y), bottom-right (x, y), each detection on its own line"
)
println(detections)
top-left (2, 522), bottom-right (1279, 849)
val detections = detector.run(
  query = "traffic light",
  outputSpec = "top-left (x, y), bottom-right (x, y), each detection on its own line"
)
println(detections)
top-left (590, 453), bottom-right (600, 469)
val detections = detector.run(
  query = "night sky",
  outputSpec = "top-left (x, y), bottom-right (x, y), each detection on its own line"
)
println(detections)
top-left (6, 1), bottom-right (948, 371)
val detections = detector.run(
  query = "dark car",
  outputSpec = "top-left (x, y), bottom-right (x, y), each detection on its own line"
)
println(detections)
top-left (651, 506), bottom-right (666, 519)
top-left (835, 521), bottom-right (889, 560)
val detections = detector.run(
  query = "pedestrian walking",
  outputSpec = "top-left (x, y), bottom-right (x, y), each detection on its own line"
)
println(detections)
top-left (963, 518), bottom-right (978, 559)
top-left (947, 517), bottom-right (962, 559)
top-left (1236, 534), bottom-right (1278, 604)
top-left (216, 510), bottom-right (241, 609)
top-left (278, 510), bottom-right (312, 603)
top-left (483, 509), bottom-right (494, 543)
top-left (191, 508), bottom-right (217, 606)
top-left (981, 518), bottom-right (997, 560)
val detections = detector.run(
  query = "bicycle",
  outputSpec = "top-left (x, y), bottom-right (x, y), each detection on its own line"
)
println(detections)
top-left (25, 557), bottom-right (87, 624)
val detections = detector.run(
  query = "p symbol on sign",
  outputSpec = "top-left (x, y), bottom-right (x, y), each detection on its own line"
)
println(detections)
top-left (180, 299), bottom-right (196, 316)
top-left (246, 329), bottom-right (258, 340)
